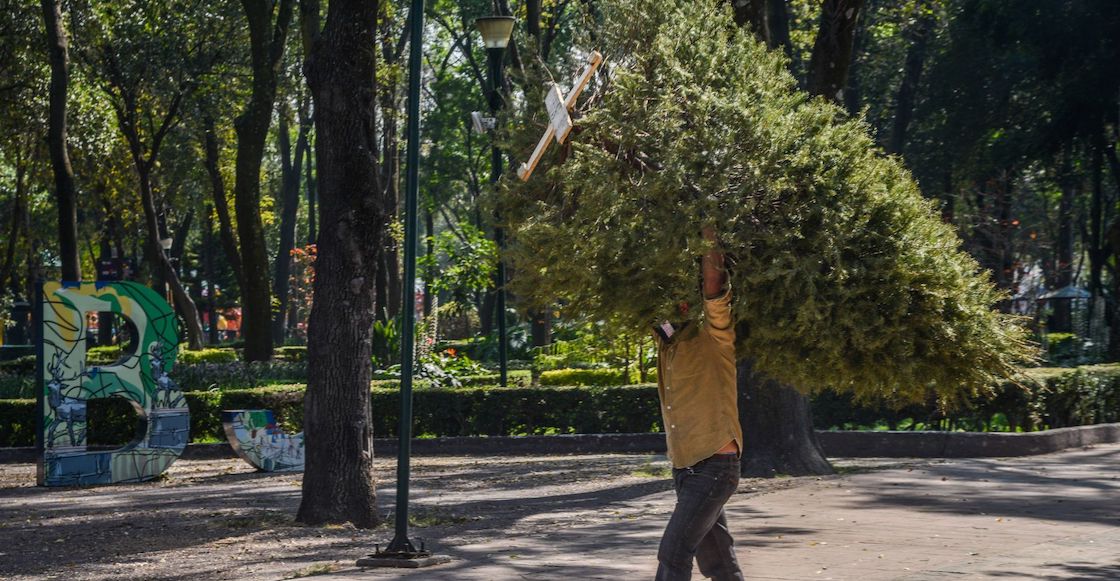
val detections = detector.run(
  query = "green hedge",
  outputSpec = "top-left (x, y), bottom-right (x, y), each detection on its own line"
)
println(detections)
top-left (177, 348), bottom-right (239, 365)
top-left (3, 364), bottom-right (1119, 448)
top-left (0, 383), bottom-right (661, 447)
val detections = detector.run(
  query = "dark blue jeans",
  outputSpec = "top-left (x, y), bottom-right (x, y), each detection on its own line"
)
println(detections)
top-left (655, 453), bottom-right (744, 581)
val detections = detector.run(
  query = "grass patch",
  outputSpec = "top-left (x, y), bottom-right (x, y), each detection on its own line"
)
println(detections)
top-left (632, 463), bottom-right (671, 478)
top-left (407, 509), bottom-right (472, 528)
top-left (284, 563), bottom-right (341, 579)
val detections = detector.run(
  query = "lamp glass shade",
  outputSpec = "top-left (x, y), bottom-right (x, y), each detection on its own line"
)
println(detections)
top-left (475, 16), bottom-right (515, 49)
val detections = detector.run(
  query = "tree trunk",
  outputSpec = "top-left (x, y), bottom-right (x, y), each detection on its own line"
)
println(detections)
top-left (530, 308), bottom-right (550, 348)
top-left (1052, 154), bottom-right (1076, 333)
top-left (737, 358), bottom-right (832, 476)
top-left (422, 206), bottom-right (434, 317)
top-left (768, 0), bottom-right (792, 58)
top-left (731, 0), bottom-right (769, 42)
top-left (273, 105), bottom-right (308, 345)
top-left (203, 205), bottom-right (220, 345)
top-left (728, 0), bottom-right (868, 478)
top-left (234, 0), bottom-right (295, 361)
top-left (138, 169), bottom-right (205, 349)
top-left (1089, 132), bottom-right (1108, 306)
top-left (202, 115), bottom-right (245, 288)
top-left (296, 0), bottom-right (381, 529)
top-left (0, 157), bottom-right (27, 295)
top-left (806, 0), bottom-right (865, 104)
top-left (96, 238), bottom-right (115, 346)
top-left (40, 0), bottom-right (81, 282)
top-left (306, 136), bottom-right (318, 245)
top-left (887, 8), bottom-right (934, 155)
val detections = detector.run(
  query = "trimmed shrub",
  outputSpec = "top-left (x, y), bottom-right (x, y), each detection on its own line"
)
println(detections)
top-left (0, 399), bottom-right (35, 448)
top-left (540, 368), bottom-right (631, 386)
top-left (0, 355), bottom-right (36, 375)
top-left (177, 348), bottom-right (238, 365)
top-left (274, 346), bottom-right (307, 362)
top-left (3, 364), bottom-right (1119, 448)
top-left (170, 361), bottom-right (308, 391)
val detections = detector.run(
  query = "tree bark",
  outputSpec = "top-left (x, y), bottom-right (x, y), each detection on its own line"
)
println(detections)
top-left (40, 0), bottom-right (81, 282)
top-left (138, 168), bottom-right (205, 349)
top-left (203, 205), bottom-right (220, 345)
top-left (104, 65), bottom-right (205, 349)
top-left (767, 0), bottom-right (792, 57)
top-left (806, 0), bottom-right (865, 104)
top-left (202, 115), bottom-right (245, 288)
top-left (0, 155), bottom-right (27, 295)
top-left (729, 0), bottom-right (870, 478)
top-left (234, 0), bottom-right (295, 361)
top-left (737, 358), bottom-right (832, 476)
top-left (731, 0), bottom-right (770, 43)
top-left (1088, 136), bottom-right (1104, 305)
top-left (530, 308), bottom-right (551, 348)
top-left (422, 206), bottom-right (434, 317)
top-left (1052, 152), bottom-right (1076, 333)
top-left (296, 0), bottom-right (381, 528)
top-left (273, 103), bottom-right (308, 344)
top-left (306, 137), bottom-right (317, 245)
top-left (887, 8), bottom-right (934, 155)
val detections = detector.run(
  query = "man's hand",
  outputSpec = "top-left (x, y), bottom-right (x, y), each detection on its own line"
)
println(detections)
top-left (701, 226), bottom-right (727, 299)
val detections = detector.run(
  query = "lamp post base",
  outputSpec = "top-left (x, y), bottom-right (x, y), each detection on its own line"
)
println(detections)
top-left (357, 541), bottom-right (452, 569)
top-left (356, 553), bottom-right (452, 569)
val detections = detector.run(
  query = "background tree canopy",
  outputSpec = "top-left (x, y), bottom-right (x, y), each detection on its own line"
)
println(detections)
top-left (498, 0), bottom-right (1033, 403)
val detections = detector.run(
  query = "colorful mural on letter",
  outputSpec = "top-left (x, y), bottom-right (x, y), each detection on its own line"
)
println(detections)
top-left (221, 409), bottom-right (305, 472)
top-left (37, 281), bottom-right (187, 486)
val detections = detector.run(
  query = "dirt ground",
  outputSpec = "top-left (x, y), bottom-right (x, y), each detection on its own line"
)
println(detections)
top-left (0, 454), bottom-right (916, 580)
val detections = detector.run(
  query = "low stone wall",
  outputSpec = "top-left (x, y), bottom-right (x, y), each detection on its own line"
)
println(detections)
top-left (817, 423), bottom-right (1120, 458)
top-left (3, 423), bottom-right (1118, 464)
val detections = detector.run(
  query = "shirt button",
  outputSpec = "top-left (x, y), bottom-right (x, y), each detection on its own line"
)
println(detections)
top-left (670, 424), bottom-right (676, 429)
top-left (666, 405), bottom-right (672, 410)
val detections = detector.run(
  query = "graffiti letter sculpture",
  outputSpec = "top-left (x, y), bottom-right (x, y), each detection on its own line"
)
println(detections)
top-left (37, 282), bottom-right (187, 486)
top-left (221, 410), bottom-right (305, 471)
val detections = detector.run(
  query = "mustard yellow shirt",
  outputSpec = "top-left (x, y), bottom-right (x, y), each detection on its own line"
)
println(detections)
top-left (655, 289), bottom-right (742, 469)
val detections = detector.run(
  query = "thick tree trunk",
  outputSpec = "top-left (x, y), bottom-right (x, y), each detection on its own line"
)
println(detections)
top-left (234, 0), bottom-right (295, 361)
top-left (737, 358), bottom-right (832, 477)
top-left (806, 0), bottom-right (865, 104)
top-left (728, 0), bottom-right (867, 478)
top-left (202, 116), bottom-right (245, 288)
top-left (296, 0), bottom-right (381, 528)
top-left (273, 106), bottom-right (308, 344)
top-left (40, 0), bottom-right (81, 282)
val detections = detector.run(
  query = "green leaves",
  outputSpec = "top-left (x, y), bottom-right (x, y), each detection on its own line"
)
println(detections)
top-left (498, 0), bottom-right (1033, 403)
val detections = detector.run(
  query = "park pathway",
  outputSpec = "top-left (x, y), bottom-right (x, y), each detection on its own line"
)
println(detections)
top-left (328, 443), bottom-right (1120, 580)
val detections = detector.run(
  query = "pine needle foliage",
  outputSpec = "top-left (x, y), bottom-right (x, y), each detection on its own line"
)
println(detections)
top-left (496, 0), bottom-right (1033, 404)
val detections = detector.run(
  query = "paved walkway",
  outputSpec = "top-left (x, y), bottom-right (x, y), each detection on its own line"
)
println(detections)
top-left (325, 444), bottom-right (1120, 581)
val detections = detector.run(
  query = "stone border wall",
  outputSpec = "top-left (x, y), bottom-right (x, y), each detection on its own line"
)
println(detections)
top-left (2, 423), bottom-right (1117, 464)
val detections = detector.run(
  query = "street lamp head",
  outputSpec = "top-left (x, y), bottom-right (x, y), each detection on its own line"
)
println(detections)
top-left (475, 15), bottom-right (515, 49)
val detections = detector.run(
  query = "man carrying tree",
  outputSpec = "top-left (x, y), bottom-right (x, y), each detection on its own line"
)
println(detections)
top-left (652, 226), bottom-right (744, 581)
